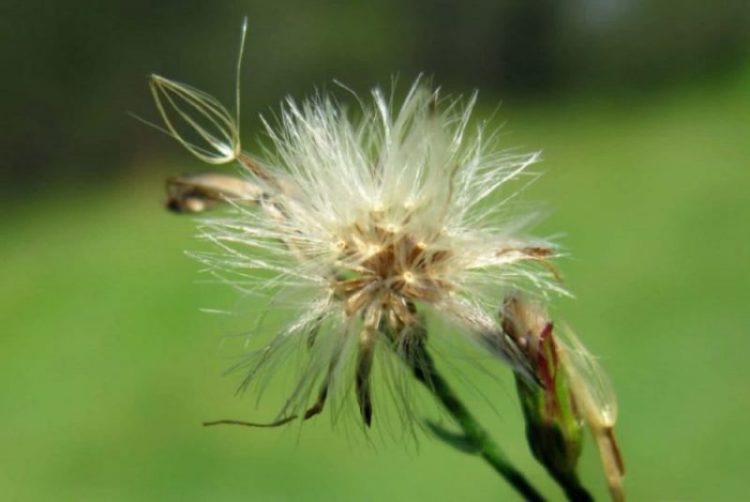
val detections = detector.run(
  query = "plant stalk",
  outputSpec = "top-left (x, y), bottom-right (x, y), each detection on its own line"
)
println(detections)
top-left (404, 338), bottom-right (546, 502)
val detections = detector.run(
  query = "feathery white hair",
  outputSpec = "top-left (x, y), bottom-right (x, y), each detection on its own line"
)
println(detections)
top-left (151, 54), bottom-right (563, 426)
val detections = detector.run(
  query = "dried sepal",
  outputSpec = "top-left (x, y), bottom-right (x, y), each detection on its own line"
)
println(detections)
top-left (165, 172), bottom-right (263, 213)
top-left (559, 326), bottom-right (625, 502)
top-left (150, 75), bottom-right (242, 164)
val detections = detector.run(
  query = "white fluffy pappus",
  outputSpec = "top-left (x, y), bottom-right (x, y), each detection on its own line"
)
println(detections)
top-left (150, 51), bottom-right (566, 428)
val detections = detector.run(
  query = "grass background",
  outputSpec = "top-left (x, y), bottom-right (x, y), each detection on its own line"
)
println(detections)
top-left (2, 65), bottom-right (749, 500)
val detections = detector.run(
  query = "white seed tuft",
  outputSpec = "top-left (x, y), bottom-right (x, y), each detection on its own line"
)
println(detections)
top-left (155, 64), bottom-right (564, 425)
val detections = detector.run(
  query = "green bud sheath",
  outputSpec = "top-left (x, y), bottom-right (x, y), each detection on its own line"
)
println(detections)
top-left (516, 323), bottom-right (583, 480)
top-left (502, 296), bottom-right (592, 502)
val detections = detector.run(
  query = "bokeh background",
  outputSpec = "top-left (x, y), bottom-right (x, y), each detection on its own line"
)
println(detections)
top-left (2, 1), bottom-right (749, 500)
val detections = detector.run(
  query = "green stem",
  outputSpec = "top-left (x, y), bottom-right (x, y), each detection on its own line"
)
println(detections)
top-left (552, 472), bottom-right (593, 502)
top-left (405, 340), bottom-right (546, 502)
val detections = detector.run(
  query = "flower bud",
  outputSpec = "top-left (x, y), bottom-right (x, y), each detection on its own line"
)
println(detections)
top-left (501, 296), bottom-right (586, 494)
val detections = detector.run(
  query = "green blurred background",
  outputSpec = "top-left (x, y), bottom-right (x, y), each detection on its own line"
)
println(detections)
top-left (2, 1), bottom-right (749, 500)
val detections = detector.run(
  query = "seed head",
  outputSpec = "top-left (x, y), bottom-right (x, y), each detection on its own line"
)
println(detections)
top-left (151, 63), bottom-right (563, 427)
